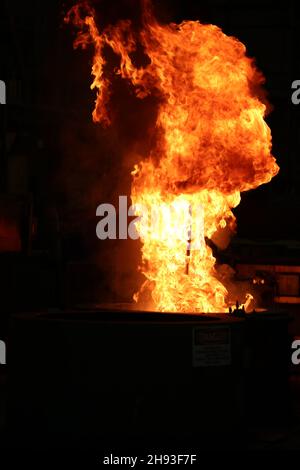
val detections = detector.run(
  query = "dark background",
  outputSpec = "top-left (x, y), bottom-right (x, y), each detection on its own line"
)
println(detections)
top-left (0, 0), bottom-right (299, 455)
top-left (0, 0), bottom-right (298, 311)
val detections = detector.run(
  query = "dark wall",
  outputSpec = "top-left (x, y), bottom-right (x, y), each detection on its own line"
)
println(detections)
top-left (0, 0), bottom-right (299, 308)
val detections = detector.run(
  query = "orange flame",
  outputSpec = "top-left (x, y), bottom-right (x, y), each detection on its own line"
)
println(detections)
top-left (66, 1), bottom-right (279, 313)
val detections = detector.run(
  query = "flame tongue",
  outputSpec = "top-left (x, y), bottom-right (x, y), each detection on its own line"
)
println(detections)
top-left (67, 1), bottom-right (279, 313)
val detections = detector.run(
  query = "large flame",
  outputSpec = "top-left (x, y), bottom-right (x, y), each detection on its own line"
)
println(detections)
top-left (66, 1), bottom-right (279, 313)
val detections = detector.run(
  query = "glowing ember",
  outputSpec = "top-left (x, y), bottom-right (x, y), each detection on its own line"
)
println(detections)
top-left (66, 1), bottom-right (279, 313)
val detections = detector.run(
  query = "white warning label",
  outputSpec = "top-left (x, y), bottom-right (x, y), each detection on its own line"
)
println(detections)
top-left (193, 326), bottom-right (231, 367)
